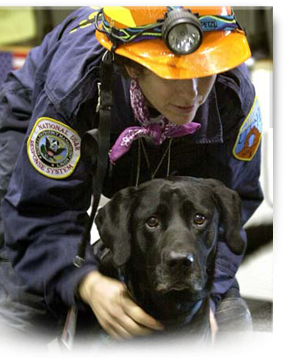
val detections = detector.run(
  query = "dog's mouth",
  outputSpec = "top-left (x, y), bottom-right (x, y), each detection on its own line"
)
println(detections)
top-left (151, 266), bottom-right (205, 295)
top-left (155, 282), bottom-right (200, 294)
top-left (126, 266), bottom-right (208, 323)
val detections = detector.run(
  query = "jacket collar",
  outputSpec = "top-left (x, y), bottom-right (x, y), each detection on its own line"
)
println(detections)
top-left (189, 85), bottom-right (223, 144)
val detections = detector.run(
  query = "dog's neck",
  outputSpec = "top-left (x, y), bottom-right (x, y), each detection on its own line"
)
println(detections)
top-left (154, 299), bottom-right (204, 328)
top-left (118, 266), bottom-right (207, 329)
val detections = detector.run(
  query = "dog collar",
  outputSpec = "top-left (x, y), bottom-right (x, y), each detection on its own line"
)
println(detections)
top-left (158, 299), bottom-right (204, 328)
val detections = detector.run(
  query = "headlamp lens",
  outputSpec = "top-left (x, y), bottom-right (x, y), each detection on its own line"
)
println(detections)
top-left (167, 23), bottom-right (201, 55)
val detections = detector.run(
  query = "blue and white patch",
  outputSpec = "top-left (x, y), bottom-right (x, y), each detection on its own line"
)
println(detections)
top-left (233, 96), bottom-right (262, 161)
top-left (27, 117), bottom-right (81, 179)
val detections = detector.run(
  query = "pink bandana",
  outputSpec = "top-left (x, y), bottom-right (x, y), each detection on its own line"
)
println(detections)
top-left (109, 79), bottom-right (201, 164)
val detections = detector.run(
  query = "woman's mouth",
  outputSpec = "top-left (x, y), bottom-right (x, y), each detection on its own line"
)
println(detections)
top-left (173, 104), bottom-right (195, 113)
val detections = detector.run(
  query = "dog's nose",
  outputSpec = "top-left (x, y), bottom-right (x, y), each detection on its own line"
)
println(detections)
top-left (165, 251), bottom-right (194, 270)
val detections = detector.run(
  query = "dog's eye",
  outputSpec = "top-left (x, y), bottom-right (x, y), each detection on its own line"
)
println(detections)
top-left (194, 213), bottom-right (206, 225)
top-left (146, 216), bottom-right (159, 228)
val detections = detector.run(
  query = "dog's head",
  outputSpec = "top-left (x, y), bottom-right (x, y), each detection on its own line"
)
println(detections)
top-left (95, 177), bottom-right (244, 311)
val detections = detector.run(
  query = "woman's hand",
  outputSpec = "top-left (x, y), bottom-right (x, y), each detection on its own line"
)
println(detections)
top-left (78, 270), bottom-right (164, 340)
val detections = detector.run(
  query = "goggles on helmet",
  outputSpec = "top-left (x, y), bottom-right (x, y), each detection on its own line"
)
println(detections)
top-left (95, 6), bottom-right (245, 55)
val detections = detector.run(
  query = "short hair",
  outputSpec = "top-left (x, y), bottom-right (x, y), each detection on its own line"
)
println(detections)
top-left (113, 53), bottom-right (147, 78)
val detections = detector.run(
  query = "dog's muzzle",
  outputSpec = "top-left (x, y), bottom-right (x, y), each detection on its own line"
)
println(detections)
top-left (151, 249), bottom-right (204, 294)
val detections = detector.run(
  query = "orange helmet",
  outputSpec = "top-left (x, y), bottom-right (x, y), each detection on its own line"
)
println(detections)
top-left (95, 6), bottom-right (251, 79)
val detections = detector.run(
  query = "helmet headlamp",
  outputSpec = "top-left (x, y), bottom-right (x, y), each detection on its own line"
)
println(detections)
top-left (162, 9), bottom-right (203, 55)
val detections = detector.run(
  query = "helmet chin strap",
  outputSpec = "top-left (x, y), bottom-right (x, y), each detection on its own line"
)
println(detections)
top-left (74, 50), bottom-right (114, 268)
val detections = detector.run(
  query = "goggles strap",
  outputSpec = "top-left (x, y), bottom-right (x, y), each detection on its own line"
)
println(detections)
top-left (96, 9), bottom-right (243, 46)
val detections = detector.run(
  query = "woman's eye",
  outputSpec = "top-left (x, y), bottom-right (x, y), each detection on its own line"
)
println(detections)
top-left (194, 213), bottom-right (206, 225)
top-left (146, 216), bottom-right (159, 228)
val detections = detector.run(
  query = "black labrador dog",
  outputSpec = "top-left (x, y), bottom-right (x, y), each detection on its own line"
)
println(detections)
top-left (94, 176), bottom-right (244, 341)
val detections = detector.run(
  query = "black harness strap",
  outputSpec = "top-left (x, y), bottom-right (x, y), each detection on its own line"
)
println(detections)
top-left (74, 50), bottom-right (114, 267)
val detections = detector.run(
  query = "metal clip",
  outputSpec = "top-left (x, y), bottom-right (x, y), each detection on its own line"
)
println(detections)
top-left (74, 255), bottom-right (85, 268)
top-left (96, 82), bottom-right (102, 113)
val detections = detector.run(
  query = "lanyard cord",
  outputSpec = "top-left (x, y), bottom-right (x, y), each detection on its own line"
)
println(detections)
top-left (136, 137), bottom-right (173, 187)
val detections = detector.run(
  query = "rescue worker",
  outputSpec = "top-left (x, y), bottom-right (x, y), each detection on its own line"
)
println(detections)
top-left (0, 6), bottom-right (263, 343)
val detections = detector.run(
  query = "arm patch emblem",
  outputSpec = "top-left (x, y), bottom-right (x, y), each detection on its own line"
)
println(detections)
top-left (233, 96), bottom-right (262, 161)
top-left (27, 117), bottom-right (81, 179)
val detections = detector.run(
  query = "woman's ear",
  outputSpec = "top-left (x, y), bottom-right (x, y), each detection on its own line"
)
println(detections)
top-left (125, 64), bottom-right (140, 79)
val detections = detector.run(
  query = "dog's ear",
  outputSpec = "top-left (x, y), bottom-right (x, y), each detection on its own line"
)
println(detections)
top-left (203, 179), bottom-right (245, 255)
top-left (95, 187), bottom-right (136, 267)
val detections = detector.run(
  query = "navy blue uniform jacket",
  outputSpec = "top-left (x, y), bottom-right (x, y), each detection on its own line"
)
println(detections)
top-left (0, 7), bottom-right (263, 317)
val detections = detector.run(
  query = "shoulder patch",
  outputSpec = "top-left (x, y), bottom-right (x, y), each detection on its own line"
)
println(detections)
top-left (233, 96), bottom-right (262, 161)
top-left (27, 117), bottom-right (81, 179)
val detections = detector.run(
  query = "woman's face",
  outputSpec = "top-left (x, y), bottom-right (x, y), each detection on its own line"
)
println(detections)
top-left (127, 66), bottom-right (216, 125)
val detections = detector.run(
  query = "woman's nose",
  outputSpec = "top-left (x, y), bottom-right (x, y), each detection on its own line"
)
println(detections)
top-left (176, 78), bottom-right (198, 99)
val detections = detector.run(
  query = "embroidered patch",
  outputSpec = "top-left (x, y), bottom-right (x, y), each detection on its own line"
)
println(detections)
top-left (233, 97), bottom-right (262, 161)
top-left (27, 117), bottom-right (81, 179)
